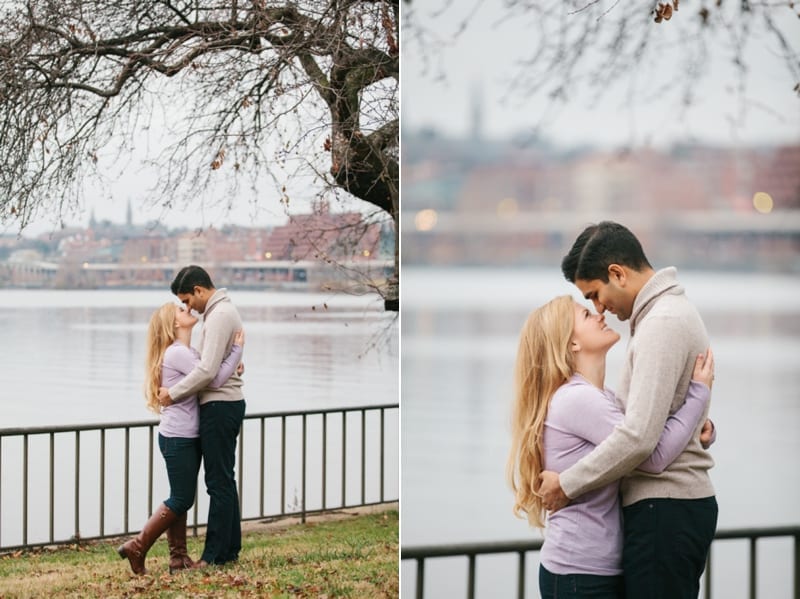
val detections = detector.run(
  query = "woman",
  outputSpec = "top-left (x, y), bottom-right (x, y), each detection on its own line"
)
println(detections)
top-left (117, 302), bottom-right (244, 575)
top-left (507, 295), bottom-right (714, 598)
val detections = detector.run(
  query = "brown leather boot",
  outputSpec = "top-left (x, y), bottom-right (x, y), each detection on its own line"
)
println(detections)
top-left (117, 503), bottom-right (178, 575)
top-left (167, 512), bottom-right (195, 573)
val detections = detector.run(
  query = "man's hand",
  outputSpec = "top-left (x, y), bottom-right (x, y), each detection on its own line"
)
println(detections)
top-left (700, 419), bottom-right (715, 449)
top-left (157, 387), bottom-right (173, 407)
top-left (236, 362), bottom-right (245, 376)
top-left (538, 470), bottom-right (571, 513)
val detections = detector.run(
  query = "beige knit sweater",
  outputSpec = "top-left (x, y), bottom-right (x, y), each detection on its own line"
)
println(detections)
top-left (168, 288), bottom-right (245, 405)
top-left (560, 267), bottom-right (715, 506)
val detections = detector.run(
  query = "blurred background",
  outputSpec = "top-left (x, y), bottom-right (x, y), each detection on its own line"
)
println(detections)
top-left (401, 1), bottom-right (800, 597)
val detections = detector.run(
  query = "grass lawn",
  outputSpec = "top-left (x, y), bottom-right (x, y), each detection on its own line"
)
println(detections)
top-left (0, 508), bottom-right (398, 598)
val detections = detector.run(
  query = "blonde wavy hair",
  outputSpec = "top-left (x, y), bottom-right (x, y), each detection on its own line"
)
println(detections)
top-left (507, 295), bottom-right (576, 528)
top-left (144, 303), bottom-right (178, 414)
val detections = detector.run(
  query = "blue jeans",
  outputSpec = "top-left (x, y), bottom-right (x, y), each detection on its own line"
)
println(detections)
top-left (158, 434), bottom-right (201, 514)
top-left (199, 400), bottom-right (245, 564)
top-left (539, 565), bottom-right (624, 599)
top-left (623, 496), bottom-right (718, 599)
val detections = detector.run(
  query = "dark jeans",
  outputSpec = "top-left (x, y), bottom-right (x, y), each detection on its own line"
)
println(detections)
top-left (199, 399), bottom-right (245, 564)
top-left (539, 565), bottom-right (624, 599)
top-left (158, 433), bottom-right (201, 514)
top-left (623, 496), bottom-right (718, 599)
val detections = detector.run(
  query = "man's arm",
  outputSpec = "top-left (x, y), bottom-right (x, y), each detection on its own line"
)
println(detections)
top-left (545, 317), bottom-right (691, 505)
top-left (168, 313), bottom-right (236, 401)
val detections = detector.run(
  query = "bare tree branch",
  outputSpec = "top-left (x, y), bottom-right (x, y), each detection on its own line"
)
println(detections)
top-left (0, 0), bottom-right (398, 308)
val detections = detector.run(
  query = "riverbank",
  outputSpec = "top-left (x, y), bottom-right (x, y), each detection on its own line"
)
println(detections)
top-left (0, 504), bottom-right (398, 598)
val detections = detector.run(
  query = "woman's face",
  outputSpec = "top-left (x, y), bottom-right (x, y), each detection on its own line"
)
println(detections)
top-left (174, 304), bottom-right (199, 330)
top-left (571, 302), bottom-right (620, 354)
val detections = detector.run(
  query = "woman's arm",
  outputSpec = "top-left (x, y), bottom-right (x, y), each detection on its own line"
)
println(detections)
top-left (635, 380), bottom-right (709, 473)
top-left (207, 343), bottom-right (243, 389)
top-left (637, 349), bottom-right (714, 473)
top-left (206, 329), bottom-right (245, 389)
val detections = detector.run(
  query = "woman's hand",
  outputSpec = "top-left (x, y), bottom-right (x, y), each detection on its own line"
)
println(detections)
top-left (692, 347), bottom-right (714, 389)
top-left (233, 329), bottom-right (245, 376)
top-left (233, 329), bottom-right (245, 347)
top-left (700, 419), bottom-right (715, 448)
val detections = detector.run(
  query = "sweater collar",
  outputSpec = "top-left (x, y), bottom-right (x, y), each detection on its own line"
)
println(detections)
top-left (203, 288), bottom-right (229, 319)
top-left (629, 267), bottom-right (682, 335)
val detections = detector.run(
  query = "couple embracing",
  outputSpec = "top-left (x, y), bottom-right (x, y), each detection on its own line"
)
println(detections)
top-left (508, 222), bottom-right (718, 599)
top-left (118, 265), bottom-right (246, 574)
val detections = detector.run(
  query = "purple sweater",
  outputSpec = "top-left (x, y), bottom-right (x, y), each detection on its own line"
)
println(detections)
top-left (158, 341), bottom-right (243, 438)
top-left (540, 374), bottom-right (710, 575)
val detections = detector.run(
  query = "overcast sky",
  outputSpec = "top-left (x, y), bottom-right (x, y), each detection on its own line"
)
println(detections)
top-left (402, 1), bottom-right (800, 148)
top-left (4, 145), bottom-right (344, 238)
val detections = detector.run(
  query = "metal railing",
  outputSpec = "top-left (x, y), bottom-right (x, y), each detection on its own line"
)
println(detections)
top-left (0, 403), bottom-right (398, 551)
top-left (402, 525), bottom-right (800, 599)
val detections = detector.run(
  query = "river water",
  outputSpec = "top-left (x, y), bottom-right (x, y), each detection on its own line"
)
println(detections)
top-left (401, 267), bottom-right (800, 599)
top-left (0, 288), bottom-right (398, 547)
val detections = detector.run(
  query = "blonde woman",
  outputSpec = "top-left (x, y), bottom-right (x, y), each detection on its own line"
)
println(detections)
top-left (117, 303), bottom-right (243, 575)
top-left (507, 295), bottom-right (713, 598)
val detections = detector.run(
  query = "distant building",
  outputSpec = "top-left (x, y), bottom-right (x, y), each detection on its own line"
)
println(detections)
top-left (263, 203), bottom-right (381, 262)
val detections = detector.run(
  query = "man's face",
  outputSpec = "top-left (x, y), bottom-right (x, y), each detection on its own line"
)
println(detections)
top-left (177, 288), bottom-right (207, 314)
top-left (575, 275), bottom-right (634, 321)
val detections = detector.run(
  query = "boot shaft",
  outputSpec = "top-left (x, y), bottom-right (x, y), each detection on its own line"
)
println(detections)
top-left (167, 511), bottom-right (195, 572)
top-left (118, 503), bottom-right (178, 575)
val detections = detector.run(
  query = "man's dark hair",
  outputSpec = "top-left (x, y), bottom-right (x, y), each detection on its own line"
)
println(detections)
top-left (561, 221), bottom-right (652, 283)
top-left (171, 265), bottom-right (215, 295)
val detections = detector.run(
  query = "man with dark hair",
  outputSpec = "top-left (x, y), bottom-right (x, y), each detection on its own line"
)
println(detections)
top-left (171, 265), bottom-right (215, 296)
top-left (538, 221), bottom-right (717, 598)
top-left (158, 265), bottom-right (245, 567)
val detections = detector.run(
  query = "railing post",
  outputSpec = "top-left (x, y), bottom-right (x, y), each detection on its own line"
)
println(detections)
top-left (100, 429), bottom-right (105, 537)
top-left (147, 426), bottom-right (154, 515)
top-left (280, 416), bottom-right (286, 515)
top-left (750, 537), bottom-right (757, 599)
top-left (416, 558), bottom-right (425, 599)
top-left (342, 411), bottom-right (347, 507)
top-left (517, 550), bottom-right (526, 599)
top-left (361, 409), bottom-right (366, 505)
top-left (467, 553), bottom-right (476, 599)
top-left (259, 417), bottom-right (265, 518)
top-left (0, 437), bottom-right (3, 543)
top-left (380, 408), bottom-right (385, 503)
top-left (705, 546), bottom-right (712, 599)
top-left (322, 413), bottom-right (327, 511)
top-left (123, 427), bottom-right (129, 532)
top-left (74, 431), bottom-right (80, 539)
top-left (49, 432), bottom-right (55, 543)
top-left (23, 434), bottom-right (28, 547)
top-left (794, 533), bottom-right (799, 599)
top-left (301, 414), bottom-right (307, 523)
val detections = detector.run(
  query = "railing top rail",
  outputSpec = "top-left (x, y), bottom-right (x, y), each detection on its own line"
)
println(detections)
top-left (0, 402), bottom-right (399, 437)
top-left (400, 525), bottom-right (800, 560)
top-left (402, 539), bottom-right (544, 559)
top-left (711, 525), bottom-right (800, 540)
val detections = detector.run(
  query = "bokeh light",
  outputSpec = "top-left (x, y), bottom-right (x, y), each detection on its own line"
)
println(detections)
top-left (496, 197), bottom-right (518, 218)
top-left (753, 192), bottom-right (773, 214)
top-left (415, 208), bottom-right (438, 231)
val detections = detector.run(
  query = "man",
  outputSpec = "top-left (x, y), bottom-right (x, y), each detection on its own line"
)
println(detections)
top-left (157, 265), bottom-right (245, 567)
top-left (538, 221), bottom-right (717, 598)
